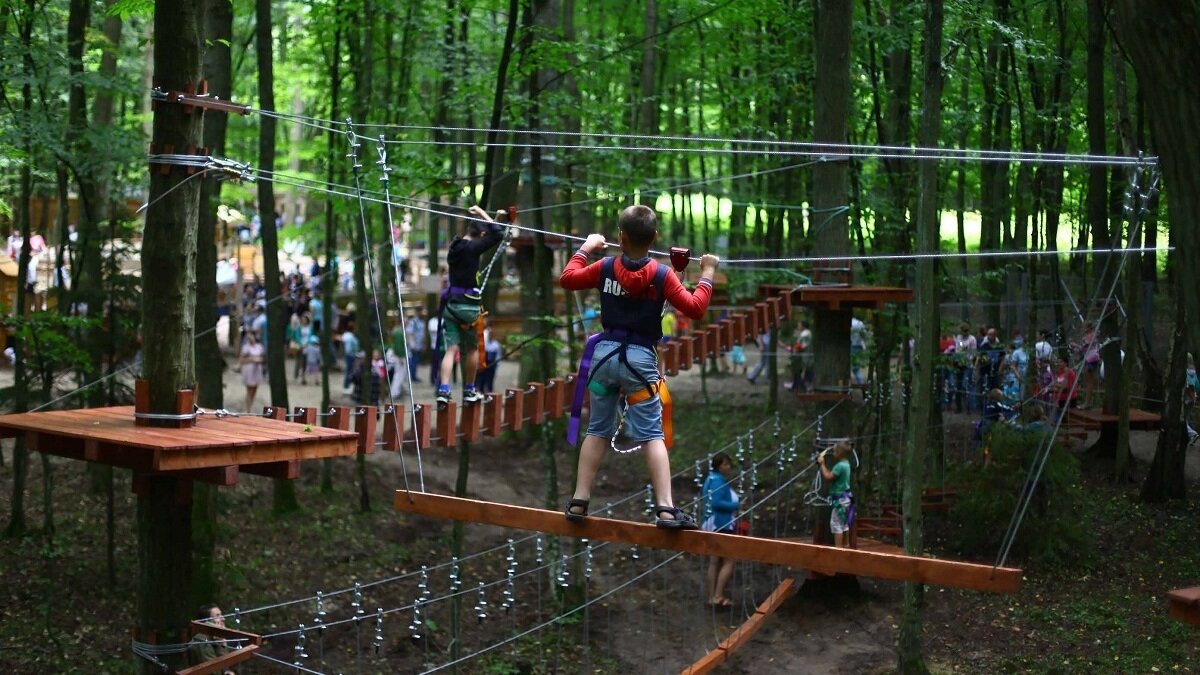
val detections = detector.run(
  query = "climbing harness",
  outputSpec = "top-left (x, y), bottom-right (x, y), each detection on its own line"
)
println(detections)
top-left (435, 207), bottom-right (515, 367)
top-left (567, 259), bottom-right (674, 449)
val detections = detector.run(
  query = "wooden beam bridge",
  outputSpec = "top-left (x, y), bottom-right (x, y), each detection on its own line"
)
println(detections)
top-left (393, 492), bottom-right (1021, 594)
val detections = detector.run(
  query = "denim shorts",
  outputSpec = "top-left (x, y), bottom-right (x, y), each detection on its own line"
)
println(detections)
top-left (585, 340), bottom-right (662, 442)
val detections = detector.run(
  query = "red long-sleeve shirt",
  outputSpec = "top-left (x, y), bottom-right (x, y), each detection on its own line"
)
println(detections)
top-left (559, 251), bottom-right (713, 319)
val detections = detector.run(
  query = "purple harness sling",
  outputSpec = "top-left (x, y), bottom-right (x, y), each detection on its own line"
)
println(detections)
top-left (567, 333), bottom-right (604, 444)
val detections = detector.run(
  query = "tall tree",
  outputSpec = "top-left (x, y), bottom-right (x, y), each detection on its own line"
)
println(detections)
top-left (193, 0), bottom-right (234, 609)
top-left (899, 1), bottom-right (943, 671)
top-left (810, 0), bottom-right (853, 438)
top-left (137, 1), bottom-right (205, 670)
top-left (1111, 0), bottom-right (1198, 501)
top-left (257, 0), bottom-right (297, 514)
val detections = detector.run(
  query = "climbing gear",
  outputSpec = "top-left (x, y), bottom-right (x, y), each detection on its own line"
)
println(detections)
top-left (833, 490), bottom-right (856, 527)
top-left (564, 498), bottom-right (590, 522)
top-left (567, 256), bottom-right (675, 448)
top-left (654, 505), bottom-right (698, 530)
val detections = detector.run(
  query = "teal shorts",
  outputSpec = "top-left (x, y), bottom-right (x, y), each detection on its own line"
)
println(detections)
top-left (442, 301), bottom-right (481, 350)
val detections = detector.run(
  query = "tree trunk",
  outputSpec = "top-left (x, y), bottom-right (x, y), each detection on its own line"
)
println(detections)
top-left (899, 2), bottom-right (942, 672)
top-left (136, 2), bottom-right (205, 670)
top-left (810, 0), bottom-right (853, 438)
top-left (1111, 0), bottom-right (1200, 500)
top-left (320, 0), bottom-right (343, 495)
top-left (192, 0), bottom-right (233, 609)
top-left (479, 0), bottom-right (520, 208)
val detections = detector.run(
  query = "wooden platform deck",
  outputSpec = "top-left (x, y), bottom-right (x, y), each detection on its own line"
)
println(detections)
top-left (759, 283), bottom-right (913, 310)
top-left (394, 492), bottom-right (1021, 593)
top-left (0, 406), bottom-right (359, 473)
top-left (1066, 407), bottom-right (1162, 431)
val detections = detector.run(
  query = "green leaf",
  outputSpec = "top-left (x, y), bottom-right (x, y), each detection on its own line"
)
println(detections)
top-left (106, 0), bottom-right (153, 20)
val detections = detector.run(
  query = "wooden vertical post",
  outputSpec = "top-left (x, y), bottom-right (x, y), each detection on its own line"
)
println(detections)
top-left (482, 395), bottom-right (503, 437)
top-left (562, 375), bottom-right (577, 416)
top-left (461, 398), bottom-right (482, 442)
top-left (355, 405), bottom-right (377, 454)
top-left (435, 402), bottom-right (457, 448)
top-left (292, 406), bottom-right (317, 425)
top-left (545, 379), bottom-right (566, 419)
top-left (527, 383), bottom-right (546, 425)
top-left (325, 406), bottom-right (352, 430)
top-left (663, 343), bottom-right (679, 376)
top-left (779, 288), bottom-right (793, 320)
top-left (264, 406), bottom-right (287, 421)
top-left (767, 296), bottom-right (783, 327)
top-left (678, 336), bottom-right (694, 370)
top-left (382, 405), bottom-right (404, 451)
top-left (412, 405), bottom-right (432, 448)
top-left (736, 313), bottom-right (748, 341)
top-left (503, 389), bottom-right (525, 432)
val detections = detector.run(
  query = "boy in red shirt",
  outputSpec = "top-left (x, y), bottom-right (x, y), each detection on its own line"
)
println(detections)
top-left (560, 205), bottom-right (718, 528)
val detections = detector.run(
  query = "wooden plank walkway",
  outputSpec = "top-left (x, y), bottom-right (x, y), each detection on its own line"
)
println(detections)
top-left (393, 492), bottom-right (1021, 593)
top-left (680, 578), bottom-right (797, 675)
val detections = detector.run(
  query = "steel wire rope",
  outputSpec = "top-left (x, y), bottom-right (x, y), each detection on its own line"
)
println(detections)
top-left (235, 416), bottom-right (778, 626)
top-left (250, 167), bottom-right (1175, 266)
top-left (284, 116), bottom-right (1151, 166)
top-left (365, 134), bottom-right (424, 494)
top-left (992, 167), bottom-right (1157, 570)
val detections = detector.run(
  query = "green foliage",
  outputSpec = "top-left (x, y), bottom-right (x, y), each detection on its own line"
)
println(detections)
top-left (106, 0), bottom-right (153, 20)
top-left (948, 426), bottom-right (1090, 567)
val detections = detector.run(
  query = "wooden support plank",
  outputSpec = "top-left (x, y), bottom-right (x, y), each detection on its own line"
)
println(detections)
top-left (176, 645), bottom-right (259, 675)
top-left (545, 379), bottom-right (565, 420)
top-left (482, 395), bottom-right (503, 437)
top-left (355, 405), bottom-right (377, 454)
top-left (461, 396), bottom-right (482, 442)
top-left (749, 308), bottom-right (761, 338)
top-left (173, 465), bottom-right (239, 486)
top-left (697, 329), bottom-right (710, 360)
top-left (187, 621), bottom-right (264, 646)
top-left (735, 313), bottom-right (748, 341)
top-left (435, 402), bottom-right (457, 448)
top-left (241, 460), bottom-right (300, 480)
top-left (263, 406), bottom-right (286, 421)
top-left (561, 375), bottom-right (576, 416)
top-left (755, 303), bottom-right (769, 333)
top-left (1168, 587), bottom-right (1200, 627)
top-left (527, 383), bottom-right (546, 425)
top-left (382, 405), bottom-right (404, 451)
top-left (504, 389), bottom-right (525, 432)
top-left (393, 492), bottom-right (1022, 593)
top-left (721, 319), bottom-right (734, 353)
top-left (412, 405), bottom-right (432, 448)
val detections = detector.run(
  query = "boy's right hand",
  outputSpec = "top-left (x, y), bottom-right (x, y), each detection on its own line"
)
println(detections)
top-left (700, 253), bottom-right (720, 274)
top-left (582, 234), bottom-right (607, 254)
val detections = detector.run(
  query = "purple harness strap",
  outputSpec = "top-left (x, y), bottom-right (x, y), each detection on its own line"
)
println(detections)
top-left (567, 333), bottom-right (603, 444)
